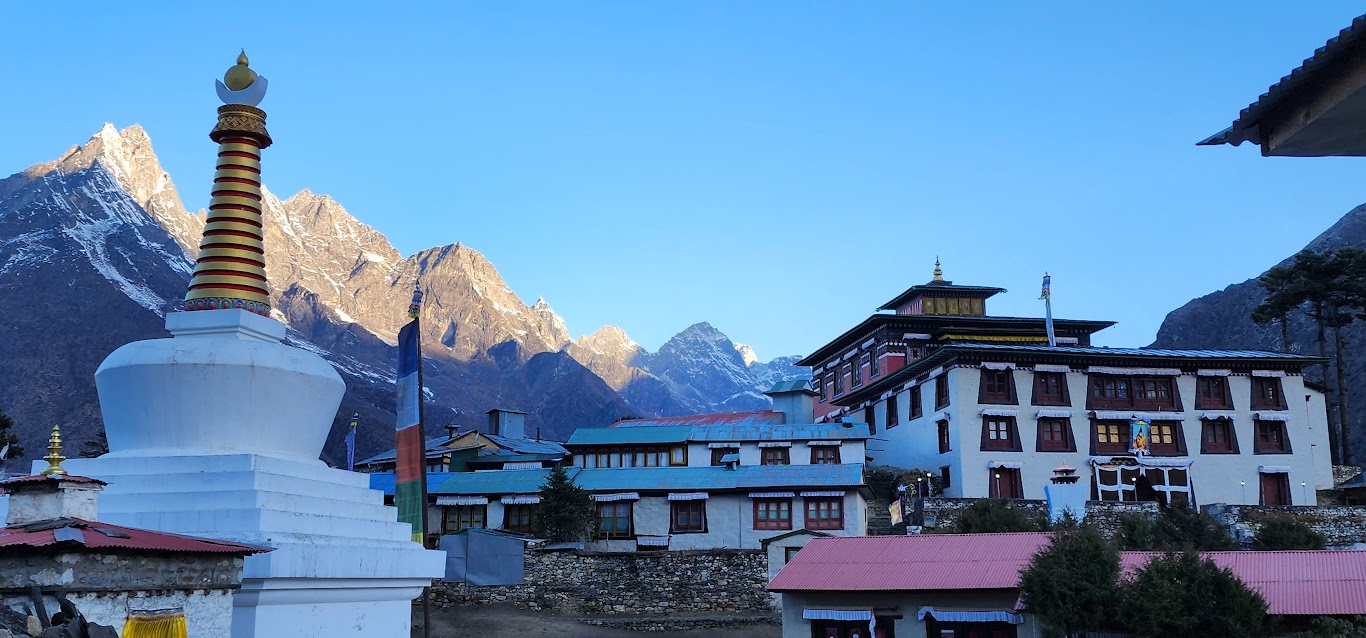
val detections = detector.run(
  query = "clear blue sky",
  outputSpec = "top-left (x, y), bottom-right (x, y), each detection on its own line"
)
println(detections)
top-left (4, 2), bottom-right (1366, 360)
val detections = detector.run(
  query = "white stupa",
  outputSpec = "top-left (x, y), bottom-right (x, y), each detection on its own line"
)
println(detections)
top-left (56, 52), bottom-right (445, 638)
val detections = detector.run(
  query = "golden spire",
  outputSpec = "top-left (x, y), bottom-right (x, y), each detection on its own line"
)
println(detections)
top-left (40, 425), bottom-right (66, 476)
top-left (223, 50), bottom-right (259, 91)
top-left (932, 257), bottom-right (944, 282)
top-left (186, 50), bottom-right (274, 316)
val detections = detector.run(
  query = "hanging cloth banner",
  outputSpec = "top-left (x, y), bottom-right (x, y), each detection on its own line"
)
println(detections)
top-left (1129, 417), bottom-right (1151, 456)
top-left (394, 319), bottom-right (426, 543)
top-left (123, 608), bottom-right (187, 638)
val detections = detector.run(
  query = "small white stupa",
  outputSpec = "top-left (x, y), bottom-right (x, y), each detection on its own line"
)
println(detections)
top-left (57, 51), bottom-right (445, 638)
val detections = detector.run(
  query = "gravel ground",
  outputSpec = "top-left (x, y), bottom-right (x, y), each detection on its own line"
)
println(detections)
top-left (414, 604), bottom-right (780, 638)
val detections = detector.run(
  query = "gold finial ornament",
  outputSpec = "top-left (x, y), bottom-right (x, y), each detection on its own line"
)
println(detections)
top-left (223, 49), bottom-right (259, 91)
top-left (932, 257), bottom-right (944, 282)
top-left (40, 425), bottom-right (67, 476)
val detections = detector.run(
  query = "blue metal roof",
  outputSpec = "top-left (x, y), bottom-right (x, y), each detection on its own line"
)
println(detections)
top-left (567, 426), bottom-right (693, 446)
top-left (482, 434), bottom-right (568, 455)
top-left (952, 343), bottom-right (1319, 360)
top-left (368, 464), bottom-right (865, 496)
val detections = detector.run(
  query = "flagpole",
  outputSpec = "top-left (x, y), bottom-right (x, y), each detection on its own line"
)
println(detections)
top-left (1042, 272), bottom-right (1056, 347)
top-left (411, 280), bottom-right (432, 638)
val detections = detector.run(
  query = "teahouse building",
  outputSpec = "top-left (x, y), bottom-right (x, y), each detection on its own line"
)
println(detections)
top-left (801, 264), bottom-right (1332, 506)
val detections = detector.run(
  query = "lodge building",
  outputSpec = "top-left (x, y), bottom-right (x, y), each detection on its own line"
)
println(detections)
top-left (800, 264), bottom-right (1332, 506)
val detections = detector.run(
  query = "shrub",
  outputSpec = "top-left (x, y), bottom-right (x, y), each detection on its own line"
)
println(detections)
top-left (952, 499), bottom-right (1041, 533)
top-left (1121, 552), bottom-right (1269, 638)
top-left (1253, 517), bottom-right (1326, 551)
top-left (1114, 507), bottom-right (1235, 551)
top-left (1019, 526), bottom-right (1121, 637)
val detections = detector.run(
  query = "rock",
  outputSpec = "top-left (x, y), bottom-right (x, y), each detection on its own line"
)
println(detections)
top-left (25, 617), bottom-right (40, 638)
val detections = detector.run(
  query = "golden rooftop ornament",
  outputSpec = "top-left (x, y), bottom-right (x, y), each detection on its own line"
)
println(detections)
top-left (40, 425), bottom-right (66, 476)
top-left (187, 50), bottom-right (274, 315)
top-left (932, 257), bottom-right (944, 282)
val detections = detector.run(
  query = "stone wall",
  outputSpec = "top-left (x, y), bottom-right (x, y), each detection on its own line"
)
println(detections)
top-left (1204, 504), bottom-right (1366, 549)
top-left (922, 498), bottom-right (1049, 530)
top-left (1082, 501), bottom-right (1160, 537)
top-left (431, 546), bottom-right (774, 617)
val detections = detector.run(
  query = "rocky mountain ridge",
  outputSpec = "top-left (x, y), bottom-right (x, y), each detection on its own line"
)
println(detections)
top-left (0, 124), bottom-right (806, 462)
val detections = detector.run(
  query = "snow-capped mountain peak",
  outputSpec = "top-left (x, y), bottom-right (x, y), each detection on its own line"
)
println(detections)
top-left (734, 343), bottom-right (758, 366)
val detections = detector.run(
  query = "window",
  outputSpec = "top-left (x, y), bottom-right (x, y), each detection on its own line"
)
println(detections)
top-left (935, 374), bottom-right (950, 409)
top-left (811, 446), bottom-right (841, 464)
top-left (939, 466), bottom-right (951, 488)
top-left (1260, 472), bottom-right (1292, 506)
top-left (980, 416), bottom-right (1020, 452)
top-left (1094, 461), bottom-right (1193, 505)
top-left (1201, 418), bottom-right (1237, 454)
top-left (1094, 462), bottom-right (1142, 502)
top-left (870, 351), bottom-right (880, 377)
top-left (804, 497), bottom-right (844, 530)
top-left (1094, 420), bottom-right (1127, 454)
top-left (886, 396), bottom-right (899, 428)
top-left (1090, 374), bottom-right (1178, 410)
top-left (596, 501), bottom-right (634, 539)
top-left (1254, 420), bottom-right (1290, 454)
top-left (979, 369), bottom-right (1017, 404)
top-left (988, 468), bottom-right (1024, 499)
top-left (761, 447), bottom-right (791, 466)
top-left (711, 447), bottom-right (739, 466)
top-left (443, 505), bottom-right (486, 533)
top-left (753, 499), bottom-right (792, 530)
top-left (502, 505), bottom-right (534, 534)
top-left (851, 361), bottom-right (862, 388)
top-left (583, 446), bottom-right (685, 468)
top-left (909, 386), bottom-right (923, 419)
top-left (818, 375), bottom-right (828, 403)
top-left (937, 419), bottom-right (951, 454)
top-left (1252, 377), bottom-right (1286, 410)
top-left (1032, 372), bottom-right (1068, 406)
top-left (1149, 421), bottom-right (1183, 456)
top-left (670, 500), bottom-right (706, 533)
top-left (812, 618), bottom-right (898, 638)
top-left (1036, 418), bottom-right (1074, 452)
top-left (783, 546), bottom-right (801, 564)
top-left (864, 405), bottom-right (876, 434)
top-left (833, 369), bottom-right (844, 396)
top-left (1196, 376), bottom-right (1232, 409)
top-left (670, 445), bottom-right (687, 466)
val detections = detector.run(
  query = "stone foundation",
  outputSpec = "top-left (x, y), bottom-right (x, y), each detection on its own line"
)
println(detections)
top-left (430, 547), bottom-right (773, 616)
top-left (920, 498), bottom-right (1159, 536)
top-left (1203, 504), bottom-right (1366, 549)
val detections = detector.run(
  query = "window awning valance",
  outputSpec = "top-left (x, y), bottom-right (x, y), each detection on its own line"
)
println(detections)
top-left (1036, 409), bottom-right (1073, 419)
top-left (1201, 411), bottom-right (1237, 421)
top-left (807, 440), bottom-right (841, 447)
top-left (803, 609), bottom-right (872, 621)
top-left (636, 535), bottom-right (670, 546)
top-left (1197, 369), bottom-right (1233, 377)
top-left (987, 461), bottom-right (1022, 469)
top-left (667, 492), bottom-right (709, 501)
top-left (917, 606), bottom-right (1022, 625)
top-left (707, 442), bottom-right (740, 449)
top-left (1255, 412), bottom-right (1291, 421)
top-left (1252, 370), bottom-right (1287, 378)
top-left (1088, 366), bottom-right (1180, 376)
top-left (758, 441), bottom-right (792, 448)
top-left (980, 408), bottom-right (1019, 417)
top-left (800, 490), bottom-right (846, 497)
top-left (981, 362), bottom-right (1016, 370)
top-left (501, 494), bottom-right (541, 505)
top-left (749, 491), bottom-right (795, 499)
top-left (436, 496), bottom-right (488, 506)
top-left (593, 492), bottom-right (640, 502)
top-left (1260, 465), bottom-right (1292, 474)
top-left (1091, 410), bottom-right (1184, 421)
top-left (1033, 364), bottom-right (1071, 373)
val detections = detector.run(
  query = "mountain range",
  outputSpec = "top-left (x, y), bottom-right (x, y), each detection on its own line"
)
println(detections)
top-left (0, 124), bottom-right (805, 464)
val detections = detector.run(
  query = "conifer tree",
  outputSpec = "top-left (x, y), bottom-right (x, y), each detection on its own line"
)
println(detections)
top-left (0, 410), bottom-right (23, 461)
top-left (533, 464), bottom-right (595, 542)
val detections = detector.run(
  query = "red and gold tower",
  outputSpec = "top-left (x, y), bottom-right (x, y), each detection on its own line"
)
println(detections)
top-left (185, 51), bottom-right (273, 315)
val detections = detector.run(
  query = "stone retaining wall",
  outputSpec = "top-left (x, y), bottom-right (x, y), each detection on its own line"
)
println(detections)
top-left (1203, 504), bottom-right (1366, 549)
top-left (430, 547), bottom-right (774, 617)
top-left (922, 498), bottom-right (1049, 530)
top-left (1083, 501), bottom-right (1160, 537)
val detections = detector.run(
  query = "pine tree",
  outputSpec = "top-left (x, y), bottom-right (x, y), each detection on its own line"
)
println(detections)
top-left (0, 410), bottom-right (23, 460)
top-left (532, 465), bottom-right (595, 542)
top-left (1019, 526), bottom-right (1121, 638)
top-left (1121, 552), bottom-right (1268, 638)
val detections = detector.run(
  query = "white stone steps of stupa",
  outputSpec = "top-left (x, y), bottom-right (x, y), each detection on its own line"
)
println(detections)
top-left (94, 488), bottom-right (398, 522)
top-left (89, 469), bottom-right (386, 506)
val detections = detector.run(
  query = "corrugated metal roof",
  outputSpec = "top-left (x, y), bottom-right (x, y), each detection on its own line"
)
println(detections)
top-left (357, 433), bottom-right (565, 465)
top-left (1122, 551), bottom-right (1366, 616)
top-left (483, 434), bottom-right (568, 455)
top-left (954, 343), bottom-right (1319, 360)
top-left (611, 411), bottom-right (785, 428)
top-left (0, 518), bottom-right (268, 555)
top-left (771, 533), bottom-right (1366, 616)
top-left (0, 474), bottom-right (107, 491)
top-left (369, 464), bottom-right (864, 496)
top-left (768, 533), bottom-right (1050, 592)
top-left (1200, 13), bottom-right (1366, 148)
top-left (767, 380), bottom-right (815, 394)
top-left (567, 426), bottom-right (693, 446)
top-left (688, 423), bottom-right (870, 442)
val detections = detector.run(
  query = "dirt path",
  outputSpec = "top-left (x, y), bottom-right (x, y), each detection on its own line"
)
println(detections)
top-left (415, 604), bottom-right (780, 638)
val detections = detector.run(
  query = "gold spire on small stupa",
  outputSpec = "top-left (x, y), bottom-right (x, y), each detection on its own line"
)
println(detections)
top-left (223, 50), bottom-right (259, 91)
top-left (40, 425), bottom-right (66, 476)
top-left (932, 257), bottom-right (944, 282)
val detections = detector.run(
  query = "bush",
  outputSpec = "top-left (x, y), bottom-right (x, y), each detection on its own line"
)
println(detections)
top-left (1253, 517), bottom-right (1326, 550)
top-left (1114, 507), bottom-right (1235, 551)
top-left (951, 499), bottom-right (1041, 533)
top-left (1121, 552), bottom-right (1269, 638)
top-left (1019, 526), bottom-right (1121, 637)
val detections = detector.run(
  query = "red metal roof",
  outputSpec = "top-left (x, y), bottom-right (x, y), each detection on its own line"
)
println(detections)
top-left (609, 411), bottom-right (784, 428)
top-left (0, 518), bottom-right (268, 555)
top-left (1123, 551), bottom-right (1366, 616)
top-left (0, 474), bottom-right (107, 491)
top-left (770, 533), bottom-right (1366, 616)
top-left (767, 533), bottom-right (1051, 592)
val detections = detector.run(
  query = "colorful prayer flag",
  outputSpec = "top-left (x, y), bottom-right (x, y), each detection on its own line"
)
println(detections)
top-left (345, 412), bottom-right (358, 472)
top-left (395, 320), bottom-right (426, 543)
top-left (1039, 273), bottom-right (1051, 300)
top-left (1042, 272), bottom-right (1056, 347)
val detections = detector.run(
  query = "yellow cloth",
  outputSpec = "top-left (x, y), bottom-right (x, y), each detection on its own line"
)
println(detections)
top-left (122, 608), bottom-right (187, 638)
